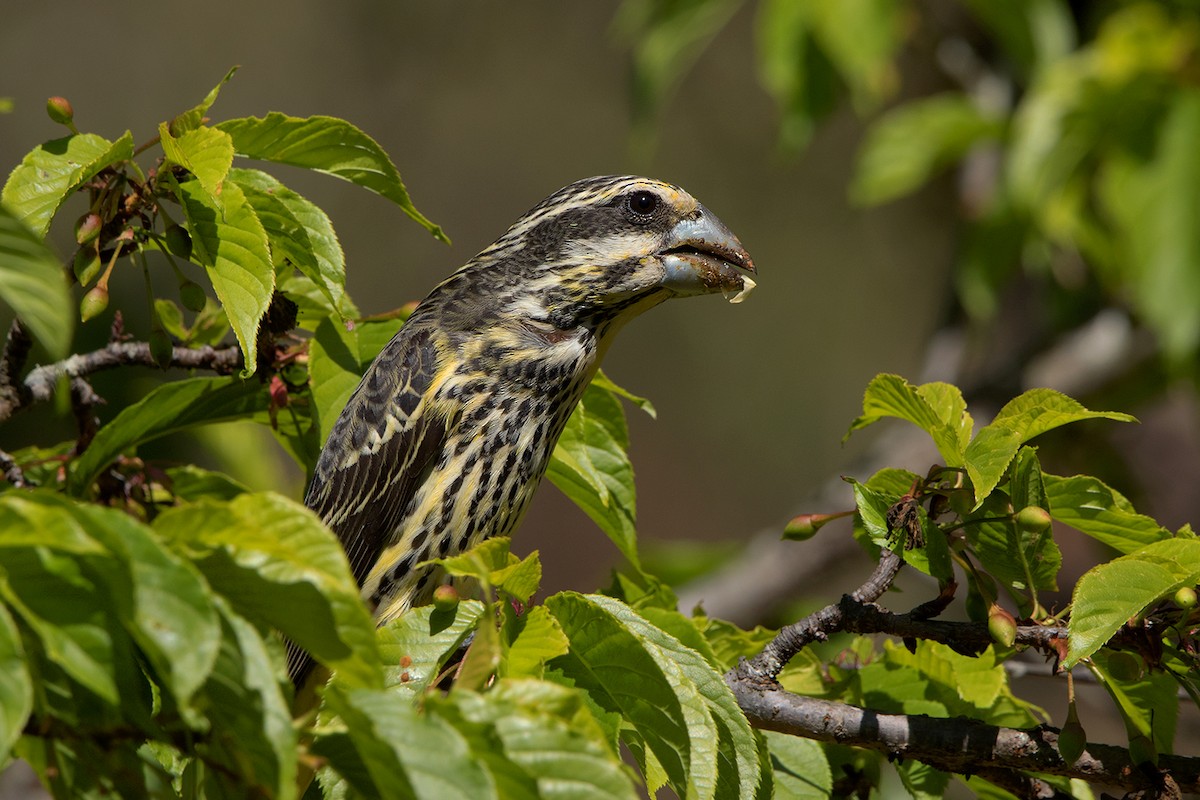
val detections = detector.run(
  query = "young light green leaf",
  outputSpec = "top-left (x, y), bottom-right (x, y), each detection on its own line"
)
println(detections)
top-left (0, 603), bottom-right (32, 760)
top-left (546, 381), bottom-right (640, 568)
top-left (853, 93), bottom-right (1003, 205)
top-left (175, 178), bottom-right (274, 376)
top-left (229, 168), bottom-right (347, 313)
top-left (375, 600), bottom-right (485, 697)
top-left (964, 389), bottom-right (1135, 504)
top-left (844, 374), bottom-right (967, 465)
top-left (1045, 474), bottom-right (1169, 553)
top-left (968, 492), bottom-right (1061, 615)
top-left (1067, 538), bottom-right (1200, 665)
top-left (169, 65), bottom-right (238, 135)
top-left (216, 113), bottom-right (448, 242)
top-left (318, 686), bottom-right (496, 799)
top-left (165, 464), bottom-right (250, 502)
top-left (159, 123), bottom-right (234, 202)
top-left (153, 492), bottom-right (383, 688)
top-left (0, 203), bottom-right (73, 359)
top-left (592, 369), bottom-right (656, 418)
top-left (1, 131), bottom-right (133, 236)
top-left (68, 376), bottom-right (267, 495)
top-left (959, 0), bottom-right (1075, 77)
top-left (502, 606), bottom-right (570, 679)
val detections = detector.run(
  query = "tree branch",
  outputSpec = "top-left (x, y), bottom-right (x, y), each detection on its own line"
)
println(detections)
top-left (731, 686), bottom-right (1198, 793)
top-left (0, 339), bottom-right (242, 424)
top-left (727, 549), bottom-right (1198, 795)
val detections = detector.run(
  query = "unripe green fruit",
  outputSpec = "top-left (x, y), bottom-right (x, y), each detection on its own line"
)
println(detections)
top-left (179, 281), bottom-right (206, 313)
top-left (1127, 734), bottom-right (1155, 766)
top-left (1105, 651), bottom-right (1142, 682)
top-left (987, 605), bottom-right (1017, 648)
top-left (74, 213), bottom-right (102, 246)
top-left (1016, 505), bottom-right (1052, 533)
top-left (1174, 586), bottom-right (1197, 610)
top-left (1058, 720), bottom-right (1086, 764)
top-left (164, 225), bottom-right (192, 260)
top-left (46, 96), bottom-right (74, 126)
top-left (783, 514), bottom-right (818, 541)
top-left (149, 330), bottom-right (173, 369)
top-left (73, 248), bottom-right (102, 285)
top-left (432, 584), bottom-right (459, 611)
top-left (79, 285), bottom-right (108, 322)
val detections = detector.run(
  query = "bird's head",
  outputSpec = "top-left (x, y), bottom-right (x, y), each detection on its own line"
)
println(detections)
top-left (444, 176), bottom-right (756, 336)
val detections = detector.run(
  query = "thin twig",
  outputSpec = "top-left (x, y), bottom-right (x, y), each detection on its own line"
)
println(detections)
top-left (0, 341), bottom-right (242, 424)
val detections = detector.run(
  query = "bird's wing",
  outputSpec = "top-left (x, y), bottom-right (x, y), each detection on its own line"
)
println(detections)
top-left (304, 325), bottom-right (454, 588)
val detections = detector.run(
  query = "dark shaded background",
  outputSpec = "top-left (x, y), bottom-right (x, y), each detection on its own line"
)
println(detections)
top-left (1, 1), bottom-right (954, 591)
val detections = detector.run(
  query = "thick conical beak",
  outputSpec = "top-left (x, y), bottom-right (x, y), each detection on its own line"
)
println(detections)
top-left (658, 205), bottom-right (756, 303)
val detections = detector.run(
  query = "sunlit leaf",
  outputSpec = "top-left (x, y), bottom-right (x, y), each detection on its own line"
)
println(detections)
top-left (1, 131), bottom-right (133, 236)
top-left (216, 113), bottom-right (448, 242)
top-left (0, 203), bottom-right (73, 358)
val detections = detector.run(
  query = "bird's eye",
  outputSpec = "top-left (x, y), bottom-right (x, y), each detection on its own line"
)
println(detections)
top-left (626, 190), bottom-right (660, 219)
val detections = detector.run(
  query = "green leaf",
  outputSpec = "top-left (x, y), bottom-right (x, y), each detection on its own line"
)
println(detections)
top-left (169, 65), bottom-right (238, 135)
top-left (216, 113), bottom-right (448, 243)
top-left (844, 374), bottom-right (968, 466)
top-left (153, 492), bottom-right (383, 688)
top-left (229, 168), bottom-right (347, 314)
top-left (1090, 650), bottom-right (1179, 754)
top-left (502, 606), bottom-right (570, 679)
top-left (616, 0), bottom-right (744, 138)
top-left (763, 731), bottom-right (831, 800)
top-left (436, 680), bottom-right (639, 800)
top-left (1100, 89), bottom-right (1200, 364)
top-left (1045, 473), bottom-right (1169, 553)
top-left (198, 601), bottom-right (297, 800)
top-left (546, 381), bottom-right (641, 568)
top-left (309, 315), bottom-right (406, 446)
top-left (318, 686), bottom-right (495, 799)
top-left (591, 369), bottom-right (656, 418)
top-left (853, 93), bottom-right (1003, 205)
top-left (756, 0), bottom-right (841, 150)
top-left (375, 600), bottom-right (485, 697)
top-left (0, 203), bottom-right (73, 359)
top-left (963, 389), bottom-right (1134, 504)
top-left (0, 603), bottom-right (32, 760)
top-left (548, 593), bottom-right (762, 799)
top-left (64, 497), bottom-right (221, 707)
top-left (1, 131), bottom-right (133, 237)
top-left (807, 0), bottom-right (903, 111)
top-left (165, 464), bottom-right (250, 502)
top-left (68, 376), bottom-right (267, 495)
top-left (159, 123), bottom-right (234, 202)
top-left (0, 495), bottom-right (130, 703)
top-left (1067, 538), bottom-right (1200, 666)
top-left (969, 493), bottom-right (1061, 615)
top-left (175, 177), bottom-right (274, 377)
top-left (959, 0), bottom-right (1075, 78)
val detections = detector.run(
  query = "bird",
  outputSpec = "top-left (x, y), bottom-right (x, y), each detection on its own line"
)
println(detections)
top-left (293, 175), bottom-right (755, 683)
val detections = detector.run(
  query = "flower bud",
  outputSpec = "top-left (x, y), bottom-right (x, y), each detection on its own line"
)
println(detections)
top-left (74, 213), bottom-right (102, 245)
